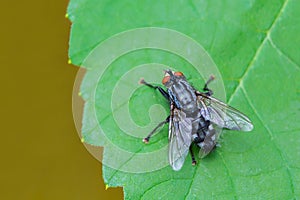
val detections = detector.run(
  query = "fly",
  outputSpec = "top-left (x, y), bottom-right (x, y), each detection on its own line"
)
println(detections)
top-left (140, 69), bottom-right (253, 171)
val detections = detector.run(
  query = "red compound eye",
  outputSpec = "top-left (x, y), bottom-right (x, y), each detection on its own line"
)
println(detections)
top-left (174, 71), bottom-right (184, 76)
top-left (162, 76), bottom-right (170, 84)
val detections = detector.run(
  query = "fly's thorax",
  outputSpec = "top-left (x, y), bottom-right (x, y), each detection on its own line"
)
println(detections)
top-left (168, 79), bottom-right (198, 113)
top-left (163, 70), bottom-right (199, 114)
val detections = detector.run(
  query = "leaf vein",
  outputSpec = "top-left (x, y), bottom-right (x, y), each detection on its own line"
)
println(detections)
top-left (106, 147), bottom-right (144, 185)
top-left (141, 178), bottom-right (192, 199)
top-left (141, 179), bottom-right (171, 199)
top-left (217, 151), bottom-right (238, 200)
top-left (228, 0), bottom-right (290, 103)
top-left (241, 85), bottom-right (296, 198)
top-left (183, 164), bottom-right (198, 199)
top-left (106, 134), bottom-right (168, 184)
top-left (208, 22), bottom-right (218, 52)
top-left (268, 38), bottom-right (300, 70)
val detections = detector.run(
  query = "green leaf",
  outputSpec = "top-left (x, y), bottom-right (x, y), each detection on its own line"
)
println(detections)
top-left (68, 0), bottom-right (300, 199)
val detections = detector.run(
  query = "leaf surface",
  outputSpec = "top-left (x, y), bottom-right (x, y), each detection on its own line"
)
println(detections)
top-left (68, 0), bottom-right (300, 199)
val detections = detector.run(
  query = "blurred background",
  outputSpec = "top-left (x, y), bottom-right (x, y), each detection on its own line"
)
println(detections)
top-left (0, 1), bottom-right (122, 199)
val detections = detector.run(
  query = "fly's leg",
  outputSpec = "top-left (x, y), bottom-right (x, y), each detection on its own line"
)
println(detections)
top-left (140, 78), bottom-right (170, 143)
top-left (143, 116), bottom-right (170, 143)
top-left (189, 145), bottom-right (197, 166)
top-left (139, 78), bottom-right (169, 100)
top-left (203, 75), bottom-right (215, 96)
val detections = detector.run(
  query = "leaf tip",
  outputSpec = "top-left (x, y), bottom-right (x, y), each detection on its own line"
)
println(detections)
top-left (65, 13), bottom-right (69, 19)
top-left (68, 59), bottom-right (72, 64)
top-left (105, 184), bottom-right (109, 190)
top-left (78, 92), bottom-right (82, 96)
top-left (80, 137), bottom-right (85, 143)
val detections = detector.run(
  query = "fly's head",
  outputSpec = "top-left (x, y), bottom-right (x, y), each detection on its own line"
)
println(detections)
top-left (162, 69), bottom-right (186, 88)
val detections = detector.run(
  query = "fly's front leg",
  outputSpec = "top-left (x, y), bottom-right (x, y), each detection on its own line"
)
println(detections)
top-left (143, 116), bottom-right (170, 143)
top-left (140, 79), bottom-right (170, 143)
top-left (203, 75), bottom-right (215, 96)
top-left (139, 78), bottom-right (169, 100)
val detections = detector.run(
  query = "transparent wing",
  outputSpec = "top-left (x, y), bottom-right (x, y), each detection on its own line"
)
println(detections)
top-left (197, 93), bottom-right (253, 131)
top-left (168, 104), bottom-right (192, 171)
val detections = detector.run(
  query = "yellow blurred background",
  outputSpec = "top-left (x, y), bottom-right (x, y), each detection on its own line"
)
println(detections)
top-left (0, 1), bottom-right (123, 199)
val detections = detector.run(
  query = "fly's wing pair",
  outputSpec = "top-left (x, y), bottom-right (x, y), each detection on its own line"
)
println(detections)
top-left (168, 103), bottom-right (192, 171)
top-left (197, 92), bottom-right (253, 131)
top-left (168, 92), bottom-right (253, 170)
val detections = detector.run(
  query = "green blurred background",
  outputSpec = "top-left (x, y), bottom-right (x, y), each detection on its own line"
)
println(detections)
top-left (0, 1), bottom-right (122, 199)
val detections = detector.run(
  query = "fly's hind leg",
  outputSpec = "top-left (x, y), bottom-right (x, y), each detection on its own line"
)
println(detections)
top-left (143, 116), bottom-right (170, 143)
top-left (189, 145), bottom-right (197, 166)
top-left (203, 75), bottom-right (215, 96)
top-left (139, 78), bottom-right (169, 100)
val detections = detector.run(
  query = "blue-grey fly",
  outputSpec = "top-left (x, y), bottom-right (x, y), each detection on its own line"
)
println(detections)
top-left (140, 70), bottom-right (253, 171)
